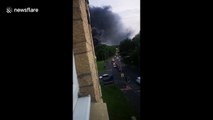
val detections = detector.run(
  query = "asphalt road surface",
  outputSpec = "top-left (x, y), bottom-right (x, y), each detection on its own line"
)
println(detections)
top-left (100, 56), bottom-right (141, 119)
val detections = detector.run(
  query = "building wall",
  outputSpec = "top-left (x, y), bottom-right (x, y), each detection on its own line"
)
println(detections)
top-left (73, 0), bottom-right (102, 102)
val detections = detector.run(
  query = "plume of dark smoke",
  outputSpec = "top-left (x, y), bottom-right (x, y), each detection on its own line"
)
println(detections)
top-left (89, 6), bottom-right (132, 45)
top-left (92, 27), bottom-right (104, 46)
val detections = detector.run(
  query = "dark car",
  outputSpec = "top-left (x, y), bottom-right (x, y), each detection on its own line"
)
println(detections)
top-left (117, 66), bottom-right (122, 72)
top-left (125, 76), bottom-right (131, 83)
top-left (102, 74), bottom-right (114, 85)
top-left (113, 62), bottom-right (117, 67)
top-left (116, 65), bottom-right (122, 72)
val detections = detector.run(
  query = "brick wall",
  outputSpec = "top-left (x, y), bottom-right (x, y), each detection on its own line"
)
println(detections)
top-left (73, 0), bottom-right (102, 102)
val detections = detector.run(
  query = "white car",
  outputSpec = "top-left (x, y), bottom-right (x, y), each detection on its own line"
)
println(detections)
top-left (136, 77), bottom-right (141, 84)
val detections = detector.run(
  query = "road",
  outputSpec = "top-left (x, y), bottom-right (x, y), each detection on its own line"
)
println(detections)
top-left (100, 56), bottom-right (141, 119)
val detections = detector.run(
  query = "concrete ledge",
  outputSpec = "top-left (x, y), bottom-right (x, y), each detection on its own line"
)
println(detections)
top-left (90, 102), bottom-right (109, 120)
top-left (73, 95), bottom-right (91, 120)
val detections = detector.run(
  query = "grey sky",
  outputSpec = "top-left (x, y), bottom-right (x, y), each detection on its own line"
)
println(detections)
top-left (89, 0), bottom-right (140, 38)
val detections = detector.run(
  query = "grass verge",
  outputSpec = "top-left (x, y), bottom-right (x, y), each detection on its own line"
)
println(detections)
top-left (101, 85), bottom-right (138, 120)
top-left (97, 60), bottom-right (105, 73)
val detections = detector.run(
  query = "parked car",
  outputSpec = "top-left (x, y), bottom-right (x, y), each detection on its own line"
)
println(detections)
top-left (99, 74), bottom-right (109, 79)
top-left (116, 63), bottom-right (123, 71)
top-left (117, 66), bottom-right (122, 72)
top-left (136, 77), bottom-right (141, 84)
top-left (113, 63), bottom-right (116, 67)
top-left (112, 58), bottom-right (115, 62)
top-left (102, 74), bottom-right (114, 85)
top-left (125, 76), bottom-right (131, 83)
top-left (102, 74), bottom-right (109, 77)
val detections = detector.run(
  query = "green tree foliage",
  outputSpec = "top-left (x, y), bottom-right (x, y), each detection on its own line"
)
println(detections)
top-left (119, 39), bottom-right (132, 56)
top-left (95, 44), bottom-right (116, 61)
top-left (132, 33), bottom-right (140, 66)
top-left (119, 32), bottom-right (140, 66)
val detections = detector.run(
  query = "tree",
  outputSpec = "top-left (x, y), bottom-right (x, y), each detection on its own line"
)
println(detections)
top-left (119, 32), bottom-right (140, 66)
top-left (119, 39), bottom-right (134, 57)
top-left (95, 44), bottom-right (116, 61)
top-left (131, 33), bottom-right (140, 66)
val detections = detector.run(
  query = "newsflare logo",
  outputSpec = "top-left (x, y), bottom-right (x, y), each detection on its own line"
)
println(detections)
top-left (6, 7), bottom-right (39, 13)
top-left (6, 7), bottom-right (13, 13)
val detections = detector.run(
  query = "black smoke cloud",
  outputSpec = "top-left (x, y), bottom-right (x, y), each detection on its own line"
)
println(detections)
top-left (89, 6), bottom-right (132, 45)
